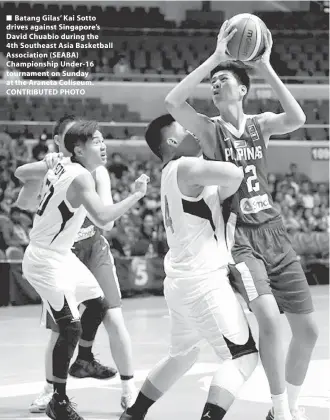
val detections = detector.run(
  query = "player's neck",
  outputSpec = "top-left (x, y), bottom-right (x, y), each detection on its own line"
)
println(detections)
top-left (162, 151), bottom-right (179, 168)
top-left (218, 103), bottom-right (245, 130)
top-left (71, 156), bottom-right (98, 173)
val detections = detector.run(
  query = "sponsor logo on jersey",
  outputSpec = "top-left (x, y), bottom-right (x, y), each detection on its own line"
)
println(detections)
top-left (240, 194), bottom-right (272, 214)
top-left (234, 140), bottom-right (247, 148)
top-left (74, 225), bottom-right (96, 242)
top-left (225, 145), bottom-right (263, 162)
top-left (224, 137), bottom-right (231, 142)
top-left (247, 124), bottom-right (260, 142)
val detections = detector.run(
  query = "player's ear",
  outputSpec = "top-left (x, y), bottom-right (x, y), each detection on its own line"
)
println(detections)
top-left (73, 145), bottom-right (83, 157)
top-left (54, 135), bottom-right (60, 147)
top-left (240, 85), bottom-right (247, 98)
top-left (166, 137), bottom-right (179, 148)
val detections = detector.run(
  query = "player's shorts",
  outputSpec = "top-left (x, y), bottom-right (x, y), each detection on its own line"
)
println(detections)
top-left (46, 234), bottom-right (121, 332)
top-left (226, 215), bottom-right (314, 314)
top-left (72, 234), bottom-right (121, 309)
top-left (22, 243), bottom-right (104, 324)
top-left (164, 268), bottom-right (257, 360)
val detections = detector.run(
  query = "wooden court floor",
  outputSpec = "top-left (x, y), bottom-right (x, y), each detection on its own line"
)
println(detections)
top-left (0, 285), bottom-right (329, 420)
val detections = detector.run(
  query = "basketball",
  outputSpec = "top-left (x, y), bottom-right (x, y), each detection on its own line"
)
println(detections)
top-left (226, 14), bottom-right (268, 62)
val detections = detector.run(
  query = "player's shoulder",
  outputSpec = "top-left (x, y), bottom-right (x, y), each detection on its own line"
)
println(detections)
top-left (177, 155), bottom-right (204, 178)
top-left (249, 112), bottom-right (274, 125)
top-left (71, 169), bottom-right (94, 190)
top-left (93, 164), bottom-right (110, 180)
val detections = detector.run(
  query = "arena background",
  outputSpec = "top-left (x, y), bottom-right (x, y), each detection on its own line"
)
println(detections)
top-left (0, 1), bottom-right (329, 420)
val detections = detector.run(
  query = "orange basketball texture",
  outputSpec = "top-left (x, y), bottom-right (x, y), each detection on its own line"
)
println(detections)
top-left (226, 14), bottom-right (268, 61)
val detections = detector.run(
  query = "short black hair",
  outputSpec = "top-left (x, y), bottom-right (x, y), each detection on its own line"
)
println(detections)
top-left (64, 120), bottom-right (99, 155)
top-left (53, 114), bottom-right (77, 137)
top-left (145, 114), bottom-right (175, 160)
top-left (210, 62), bottom-right (250, 93)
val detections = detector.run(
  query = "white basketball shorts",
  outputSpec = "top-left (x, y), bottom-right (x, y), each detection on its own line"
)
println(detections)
top-left (164, 268), bottom-right (253, 359)
top-left (22, 243), bottom-right (104, 323)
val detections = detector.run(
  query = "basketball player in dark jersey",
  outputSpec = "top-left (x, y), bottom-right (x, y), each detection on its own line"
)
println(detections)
top-left (164, 21), bottom-right (318, 420)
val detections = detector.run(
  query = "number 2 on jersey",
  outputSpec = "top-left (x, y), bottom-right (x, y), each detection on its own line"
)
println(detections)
top-left (245, 164), bottom-right (260, 193)
top-left (36, 179), bottom-right (54, 216)
top-left (164, 195), bottom-right (174, 233)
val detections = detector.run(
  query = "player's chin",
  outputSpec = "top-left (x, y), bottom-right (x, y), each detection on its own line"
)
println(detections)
top-left (212, 93), bottom-right (222, 103)
top-left (100, 154), bottom-right (107, 164)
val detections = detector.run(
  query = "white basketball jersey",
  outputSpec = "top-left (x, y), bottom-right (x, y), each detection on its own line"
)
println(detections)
top-left (161, 157), bottom-right (230, 278)
top-left (29, 158), bottom-right (88, 253)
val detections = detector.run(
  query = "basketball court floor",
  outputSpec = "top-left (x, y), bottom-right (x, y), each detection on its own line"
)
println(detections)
top-left (0, 285), bottom-right (329, 420)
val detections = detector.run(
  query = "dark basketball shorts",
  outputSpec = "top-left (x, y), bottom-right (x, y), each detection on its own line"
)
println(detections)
top-left (46, 233), bottom-right (121, 332)
top-left (226, 215), bottom-right (314, 314)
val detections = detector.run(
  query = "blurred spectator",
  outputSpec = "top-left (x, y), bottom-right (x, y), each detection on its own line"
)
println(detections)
top-left (267, 173), bottom-right (277, 198)
top-left (0, 155), bottom-right (10, 201)
top-left (113, 55), bottom-right (131, 75)
top-left (0, 187), bottom-right (16, 215)
top-left (108, 152), bottom-right (128, 180)
top-left (298, 181), bottom-right (314, 208)
top-left (130, 213), bottom-right (155, 256)
top-left (2, 206), bottom-right (30, 253)
top-left (144, 189), bottom-right (161, 211)
top-left (0, 132), bottom-right (15, 159)
top-left (314, 183), bottom-right (329, 208)
top-left (130, 213), bottom-right (168, 257)
top-left (284, 186), bottom-right (298, 208)
top-left (12, 134), bottom-right (30, 166)
top-left (287, 162), bottom-right (310, 184)
top-left (32, 133), bottom-right (49, 161)
top-left (106, 213), bottom-right (137, 257)
top-left (281, 205), bottom-right (301, 233)
top-left (301, 208), bottom-right (317, 232)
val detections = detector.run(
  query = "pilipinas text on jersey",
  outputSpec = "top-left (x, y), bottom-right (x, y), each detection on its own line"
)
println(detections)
top-left (161, 157), bottom-right (230, 278)
top-left (209, 115), bottom-right (280, 226)
top-left (29, 159), bottom-right (87, 252)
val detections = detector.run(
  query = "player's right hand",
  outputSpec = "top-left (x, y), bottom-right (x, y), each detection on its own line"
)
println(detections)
top-left (44, 152), bottom-right (63, 170)
top-left (134, 174), bottom-right (150, 198)
top-left (214, 20), bottom-right (237, 61)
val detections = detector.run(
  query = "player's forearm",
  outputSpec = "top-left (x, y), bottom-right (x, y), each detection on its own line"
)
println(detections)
top-left (258, 62), bottom-right (306, 125)
top-left (95, 192), bottom-right (143, 227)
top-left (165, 54), bottom-right (221, 107)
top-left (15, 161), bottom-right (48, 182)
top-left (15, 182), bottom-right (41, 211)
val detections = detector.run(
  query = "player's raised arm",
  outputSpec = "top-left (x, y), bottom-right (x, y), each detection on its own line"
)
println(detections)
top-left (15, 153), bottom-right (64, 210)
top-left (93, 165), bottom-right (114, 231)
top-left (165, 21), bottom-right (237, 145)
top-left (178, 157), bottom-right (243, 200)
top-left (15, 179), bottom-right (43, 211)
top-left (250, 30), bottom-right (306, 145)
top-left (14, 153), bottom-right (63, 182)
top-left (69, 172), bottom-right (149, 228)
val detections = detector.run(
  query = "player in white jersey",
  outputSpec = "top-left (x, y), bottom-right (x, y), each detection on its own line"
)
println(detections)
top-left (16, 120), bottom-right (149, 420)
top-left (120, 114), bottom-right (258, 420)
top-left (17, 116), bottom-right (137, 413)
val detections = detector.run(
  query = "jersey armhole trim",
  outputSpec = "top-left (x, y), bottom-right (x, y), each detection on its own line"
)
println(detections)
top-left (175, 158), bottom-right (205, 202)
top-left (251, 114), bottom-right (267, 148)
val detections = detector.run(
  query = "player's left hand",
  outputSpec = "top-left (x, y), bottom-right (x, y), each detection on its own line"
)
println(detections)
top-left (248, 29), bottom-right (273, 68)
top-left (134, 174), bottom-right (150, 198)
top-left (43, 152), bottom-right (63, 170)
